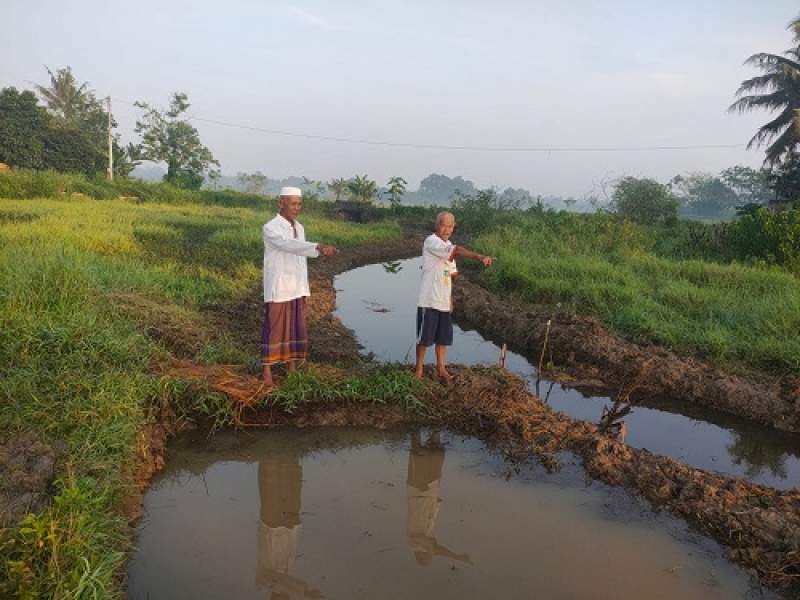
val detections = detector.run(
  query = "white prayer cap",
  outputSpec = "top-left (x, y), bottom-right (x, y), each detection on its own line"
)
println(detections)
top-left (279, 186), bottom-right (302, 197)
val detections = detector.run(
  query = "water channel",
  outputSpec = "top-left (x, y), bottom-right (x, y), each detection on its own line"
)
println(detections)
top-left (334, 257), bottom-right (800, 490)
top-left (127, 428), bottom-right (768, 599)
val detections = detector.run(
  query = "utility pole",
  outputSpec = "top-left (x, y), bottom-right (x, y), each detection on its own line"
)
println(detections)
top-left (107, 96), bottom-right (113, 181)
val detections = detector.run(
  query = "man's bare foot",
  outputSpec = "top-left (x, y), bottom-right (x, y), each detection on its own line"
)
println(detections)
top-left (436, 369), bottom-right (453, 381)
top-left (261, 365), bottom-right (274, 387)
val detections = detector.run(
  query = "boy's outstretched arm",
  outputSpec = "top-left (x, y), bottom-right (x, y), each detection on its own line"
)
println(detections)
top-left (454, 245), bottom-right (494, 266)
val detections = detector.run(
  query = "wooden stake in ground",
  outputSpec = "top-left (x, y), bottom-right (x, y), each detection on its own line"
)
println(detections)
top-left (538, 319), bottom-right (551, 374)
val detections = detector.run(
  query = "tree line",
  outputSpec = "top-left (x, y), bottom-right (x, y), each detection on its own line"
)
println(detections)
top-left (1, 11), bottom-right (800, 205)
top-left (0, 67), bottom-right (218, 189)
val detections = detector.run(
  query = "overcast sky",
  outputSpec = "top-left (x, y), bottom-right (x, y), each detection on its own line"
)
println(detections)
top-left (3, 1), bottom-right (798, 195)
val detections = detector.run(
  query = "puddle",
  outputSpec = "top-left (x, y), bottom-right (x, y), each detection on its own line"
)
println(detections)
top-left (334, 258), bottom-right (800, 489)
top-left (127, 428), bottom-right (769, 599)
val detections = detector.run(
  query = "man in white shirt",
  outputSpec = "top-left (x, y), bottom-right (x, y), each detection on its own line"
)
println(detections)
top-left (262, 187), bottom-right (337, 387)
top-left (415, 211), bottom-right (494, 380)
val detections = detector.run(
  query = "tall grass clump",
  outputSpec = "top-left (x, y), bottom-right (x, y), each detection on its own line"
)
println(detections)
top-left (0, 244), bottom-right (160, 598)
top-left (651, 208), bottom-right (800, 275)
top-left (269, 368), bottom-right (432, 415)
top-left (474, 212), bottom-right (800, 375)
top-left (0, 168), bottom-right (276, 208)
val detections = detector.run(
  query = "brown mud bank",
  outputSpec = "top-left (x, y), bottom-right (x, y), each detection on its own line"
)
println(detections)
top-left (437, 368), bottom-right (800, 591)
top-left (453, 274), bottom-right (800, 433)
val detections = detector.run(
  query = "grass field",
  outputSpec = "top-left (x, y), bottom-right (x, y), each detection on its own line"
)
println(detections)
top-left (2, 169), bottom-right (799, 597)
top-left (0, 189), bottom-right (403, 599)
top-left (471, 211), bottom-right (800, 376)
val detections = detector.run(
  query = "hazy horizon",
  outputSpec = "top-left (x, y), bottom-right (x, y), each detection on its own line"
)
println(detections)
top-left (3, 1), bottom-right (798, 196)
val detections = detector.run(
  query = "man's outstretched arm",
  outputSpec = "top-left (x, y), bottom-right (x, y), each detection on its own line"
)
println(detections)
top-left (454, 245), bottom-right (494, 266)
top-left (263, 225), bottom-right (337, 257)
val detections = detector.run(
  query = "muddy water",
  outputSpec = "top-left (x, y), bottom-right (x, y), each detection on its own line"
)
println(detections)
top-left (334, 258), bottom-right (800, 490)
top-left (127, 428), bottom-right (768, 599)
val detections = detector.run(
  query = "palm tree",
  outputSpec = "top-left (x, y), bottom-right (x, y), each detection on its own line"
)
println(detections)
top-left (385, 176), bottom-right (407, 208)
top-left (36, 66), bottom-right (95, 123)
top-left (729, 15), bottom-right (800, 165)
top-left (328, 177), bottom-right (348, 201)
top-left (347, 174), bottom-right (378, 203)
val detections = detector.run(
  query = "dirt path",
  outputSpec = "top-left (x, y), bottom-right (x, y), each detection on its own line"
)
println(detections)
top-left (129, 236), bottom-right (800, 593)
top-left (453, 271), bottom-right (800, 433)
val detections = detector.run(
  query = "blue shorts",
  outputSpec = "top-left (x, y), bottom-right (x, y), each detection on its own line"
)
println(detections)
top-left (416, 307), bottom-right (453, 347)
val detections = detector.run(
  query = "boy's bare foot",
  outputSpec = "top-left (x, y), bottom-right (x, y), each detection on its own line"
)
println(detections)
top-left (436, 369), bottom-right (453, 381)
top-left (414, 368), bottom-right (425, 380)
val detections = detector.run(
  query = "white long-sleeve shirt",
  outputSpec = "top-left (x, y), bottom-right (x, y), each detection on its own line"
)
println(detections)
top-left (262, 214), bottom-right (319, 303)
top-left (417, 234), bottom-right (458, 312)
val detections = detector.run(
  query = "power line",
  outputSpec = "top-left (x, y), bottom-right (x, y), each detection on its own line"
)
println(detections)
top-left (103, 96), bottom-right (750, 154)
top-left (187, 115), bottom-right (747, 153)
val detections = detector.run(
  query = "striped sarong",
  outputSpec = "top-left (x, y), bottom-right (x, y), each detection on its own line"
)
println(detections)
top-left (261, 298), bottom-right (308, 365)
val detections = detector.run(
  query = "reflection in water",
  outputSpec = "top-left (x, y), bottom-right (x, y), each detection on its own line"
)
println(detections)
top-left (382, 260), bottom-right (403, 274)
top-left (258, 453), bottom-right (321, 599)
top-left (127, 428), bottom-right (771, 599)
top-left (406, 431), bottom-right (470, 566)
top-left (334, 258), bottom-right (800, 489)
top-left (728, 433), bottom-right (788, 480)
top-left (534, 379), bottom-right (557, 404)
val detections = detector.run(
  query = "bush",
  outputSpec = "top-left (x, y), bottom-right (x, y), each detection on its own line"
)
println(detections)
top-left (0, 169), bottom-right (275, 209)
top-left (41, 125), bottom-right (106, 176)
top-left (449, 188), bottom-right (526, 235)
top-left (474, 210), bottom-right (800, 374)
top-left (612, 177), bottom-right (679, 226)
top-left (652, 220), bottom-right (730, 261)
top-left (725, 208), bottom-right (800, 273)
top-left (0, 169), bottom-right (76, 198)
top-left (0, 88), bottom-right (48, 169)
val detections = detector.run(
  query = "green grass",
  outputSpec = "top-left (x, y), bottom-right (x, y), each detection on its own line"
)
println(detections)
top-left (473, 212), bottom-right (800, 375)
top-left (0, 168), bottom-right (276, 209)
top-left (268, 368), bottom-right (433, 415)
top-left (0, 186), bottom-right (402, 599)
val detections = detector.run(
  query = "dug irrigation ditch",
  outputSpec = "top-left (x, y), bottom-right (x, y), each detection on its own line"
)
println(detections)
top-left (453, 270), bottom-right (800, 433)
top-left (128, 236), bottom-right (800, 594)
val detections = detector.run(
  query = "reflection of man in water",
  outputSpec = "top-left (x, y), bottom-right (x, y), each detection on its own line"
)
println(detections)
top-left (406, 431), bottom-right (471, 566)
top-left (257, 453), bottom-right (321, 599)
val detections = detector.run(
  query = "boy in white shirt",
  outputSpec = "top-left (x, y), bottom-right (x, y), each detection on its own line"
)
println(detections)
top-left (415, 211), bottom-right (494, 380)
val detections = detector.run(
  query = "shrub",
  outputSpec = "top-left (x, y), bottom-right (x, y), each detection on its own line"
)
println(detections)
top-left (612, 177), bottom-right (679, 226)
top-left (725, 208), bottom-right (800, 273)
top-left (0, 169), bottom-right (275, 209)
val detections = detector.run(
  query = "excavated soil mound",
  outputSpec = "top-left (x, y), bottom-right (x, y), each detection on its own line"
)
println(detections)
top-left (438, 367), bottom-right (800, 589)
top-left (453, 275), bottom-right (800, 432)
